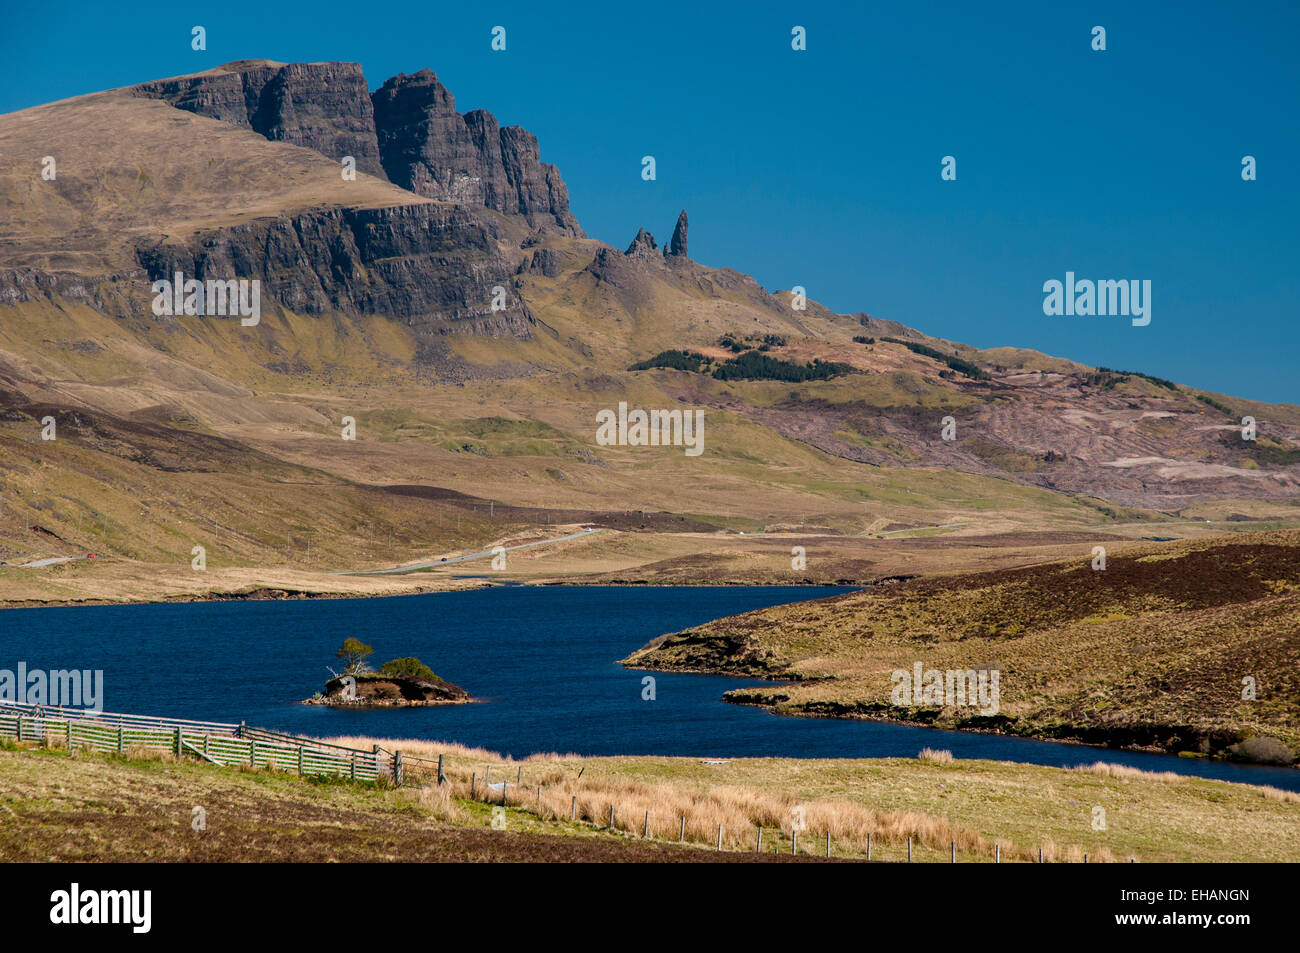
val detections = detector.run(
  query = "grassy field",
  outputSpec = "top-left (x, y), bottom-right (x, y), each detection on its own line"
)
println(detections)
top-left (1, 739), bottom-right (1295, 862)
top-left (1, 520), bottom-right (1279, 609)
top-left (624, 531), bottom-right (1300, 760)
top-left (0, 743), bottom-right (761, 862)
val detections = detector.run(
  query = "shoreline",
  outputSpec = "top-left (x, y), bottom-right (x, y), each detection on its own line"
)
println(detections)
top-left (0, 576), bottom-right (860, 612)
top-left (0, 579), bottom-right (499, 612)
top-left (6, 573), bottom-right (1292, 775)
top-left (619, 658), bottom-right (1300, 773)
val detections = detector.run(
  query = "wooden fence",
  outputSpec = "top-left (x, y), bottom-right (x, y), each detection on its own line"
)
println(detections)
top-left (0, 703), bottom-right (392, 783)
top-left (0, 702), bottom-right (1128, 861)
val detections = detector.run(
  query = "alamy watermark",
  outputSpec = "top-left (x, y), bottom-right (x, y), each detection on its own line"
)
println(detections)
top-left (595, 401), bottom-right (704, 456)
top-left (1042, 272), bottom-right (1150, 326)
top-left (891, 662), bottom-right (1000, 716)
top-left (0, 662), bottom-right (103, 711)
top-left (50, 883), bottom-right (150, 933)
top-left (150, 271), bottom-right (261, 326)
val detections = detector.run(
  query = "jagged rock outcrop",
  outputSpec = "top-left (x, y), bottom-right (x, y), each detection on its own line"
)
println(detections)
top-left (518, 247), bottom-right (563, 277)
top-left (14, 61), bottom-right (571, 346)
top-left (580, 226), bottom-right (684, 309)
top-left (371, 70), bottom-right (582, 235)
top-left (132, 203), bottom-right (536, 340)
top-left (668, 210), bottom-right (689, 258)
top-left (135, 61), bottom-right (584, 236)
top-left (135, 61), bottom-right (386, 177)
top-left (625, 228), bottom-right (659, 257)
top-left (584, 247), bottom-right (631, 286)
top-left (581, 246), bottom-right (658, 311)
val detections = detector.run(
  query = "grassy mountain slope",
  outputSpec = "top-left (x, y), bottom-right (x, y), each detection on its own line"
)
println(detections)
top-left (0, 88), bottom-right (425, 274)
top-left (624, 532), bottom-right (1300, 761)
top-left (1, 62), bottom-right (1298, 605)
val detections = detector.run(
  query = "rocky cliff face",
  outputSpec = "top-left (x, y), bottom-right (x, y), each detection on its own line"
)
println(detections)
top-left (135, 61), bottom-right (386, 178)
top-left (119, 60), bottom-right (595, 342)
top-left (136, 61), bottom-right (583, 236)
top-left (371, 70), bottom-right (582, 235)
top-left (132, 202), bottom-right (536, 340)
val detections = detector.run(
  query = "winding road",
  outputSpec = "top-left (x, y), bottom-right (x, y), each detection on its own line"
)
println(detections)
top-left (333, 527), bottom-right (602, 576)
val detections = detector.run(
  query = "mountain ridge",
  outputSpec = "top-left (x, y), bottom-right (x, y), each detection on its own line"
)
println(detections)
top-left (134, 59), bottom-right (582, 235)
top-left (1, 60), bottom-right (1298, 599)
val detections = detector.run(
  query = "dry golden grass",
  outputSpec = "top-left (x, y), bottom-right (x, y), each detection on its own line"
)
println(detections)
top-left (414, 780), bottom-right (469, 823)
top-left (1075, 761), bottom-right (1300, 804)
top-left (1075, 762), bottom-right (1182, 783)
top-left (329, 734), bottom-right (995, 855)
top-left (918, 748), bottom-right (953, 763)
top-left (5, 732), bottom-right (1296, 862)
top-left (321, 734), bottom-right (1300, 862)
top-left (0, 745), bottom-right (778, 862)
top-left (461, 769), bottom-right (990, 856)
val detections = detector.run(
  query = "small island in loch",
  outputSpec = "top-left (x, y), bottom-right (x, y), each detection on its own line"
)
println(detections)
top-left (304, 639), bottom-right (471, 709)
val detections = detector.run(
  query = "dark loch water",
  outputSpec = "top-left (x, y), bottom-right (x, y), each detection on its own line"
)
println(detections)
top-left (2, 585), bottom-right (1297, 790)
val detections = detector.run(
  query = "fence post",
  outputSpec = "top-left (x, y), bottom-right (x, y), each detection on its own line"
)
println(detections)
top-left (349, 752), bottom-right (356, 781)
top-left (537, 787), bottom-right (541, 812)
top-left (570, 795), bottom-right (576, 820)
top-left (996, 844), bottom-right (1000, 864)
top-left (717, 825), bottom-right (722, 851)
top-left (867, 833), bottom-right (872, 861)
top-left (249, 740), bottom-right (256, 767)
top-left (516, 765), bottom-right (521, 785)
top-left (679, 816), bottom-right (685, 843)
top-left (608, 805), bottom-right (614, 830)
top-left (643, 811), bottom-right (650, 838)
top-left (204, 735), bottom-right (210, 760)
top-left (298, 745), bottom-right (304, 775)
top-left (174, 727), bottom-right (181, 759)
top-left (394, 750), bottom-right (404, 786)
top-left (952, 841), bottom-right (956, 863)
top-left (437, 754), bottom-right (446, 785)
top-left (826, 832), bottom-right (830, 858)
top-left (1038, 846), bottom-right (1043, 864)
top-left (756, 828), bottom-right (762, 853)
top-left (118, 725), bottom-right (124, 755)
top-left (907, 837), bottom-right (912, 863)
top-left (501, 780), bottom-right (507, 806)
top-left (471, 772), bottom-right (477, 798)
top-left (66, 719), bottom-right (72, 750)
top-left (16, 715), bottom-right (22, 743)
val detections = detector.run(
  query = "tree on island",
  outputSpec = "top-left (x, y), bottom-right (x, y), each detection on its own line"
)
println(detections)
top-left (335, 637), bottom-right (373, 675)
top-left (379, 656), bottom-right (442, 684)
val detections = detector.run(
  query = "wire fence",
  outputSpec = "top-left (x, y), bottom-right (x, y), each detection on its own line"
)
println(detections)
top-left (0, 701), bottom-right (1126, 862)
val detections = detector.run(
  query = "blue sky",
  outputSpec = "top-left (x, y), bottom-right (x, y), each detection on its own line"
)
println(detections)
top-left (3, 0), bottom-right (1296, 403)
